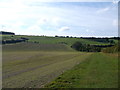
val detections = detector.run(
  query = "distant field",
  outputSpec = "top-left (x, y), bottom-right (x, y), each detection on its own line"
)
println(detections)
top-left (45, 53), bottom-right (118, 88)
top-left (2, 35), bottom-right (110, 46)
top-left (25, 36), bottom-right (107, 45)
top-left (2, 42), bottom-right (74, 52)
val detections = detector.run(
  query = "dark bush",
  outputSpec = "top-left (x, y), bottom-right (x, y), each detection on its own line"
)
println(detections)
top-left (71, 42), bottom-right (101, 52)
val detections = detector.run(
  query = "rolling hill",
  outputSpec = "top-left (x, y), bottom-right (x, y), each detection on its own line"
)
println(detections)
top-left (2, 42), bottom-right (74, 52)
top-left (2, 34), bottom-right (119, 88)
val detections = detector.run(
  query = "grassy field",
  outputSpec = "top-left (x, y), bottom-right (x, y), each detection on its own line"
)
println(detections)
top-left (45, 53), bottom-right (118, 88)
top-left (2, 35), bottom-right (110, 46)
top-left (2, 45), bottom-right (92, 88)
top-left (2, 42), bottom-right (74, 52)
top-left (2, 35), bottom-right (118, 88)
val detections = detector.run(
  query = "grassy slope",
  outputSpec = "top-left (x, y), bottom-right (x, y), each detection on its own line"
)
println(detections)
top-left (3, 51), bottom-right (91, 88)
top-left (2, 35), bottom-right (118, 88)
top-left (102, 41), bottom-right (119, 53)
top-left (2, 36), bottom-right (91, 88)
top-left (102, 45), bottom-right (119, 53)
top-left (2, 42), bottom-right (74, 52)
top-left (2, 35), bottom-right (109, 46)
top-left (26, 36), bottom-right (105, 45)
top-left (45, 53), bottom-right (118, 88)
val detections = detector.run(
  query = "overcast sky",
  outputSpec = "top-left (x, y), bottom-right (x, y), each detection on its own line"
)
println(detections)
top-left (0, 0), bottom-right (119, 37)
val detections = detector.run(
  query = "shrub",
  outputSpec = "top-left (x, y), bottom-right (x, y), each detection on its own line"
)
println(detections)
top-left (71, 42), bottom-right (101, 52)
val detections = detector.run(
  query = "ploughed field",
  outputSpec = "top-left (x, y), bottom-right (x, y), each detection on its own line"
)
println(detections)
top-left (2, 43), bottom-right (91, 88)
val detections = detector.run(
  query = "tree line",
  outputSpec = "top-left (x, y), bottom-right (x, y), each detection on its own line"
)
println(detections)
top-left (0, 31), bottom-right (15, 35)
top-left (1, 37), bottom-right (29, 44)
top-left (71, 42), bottom-right (115, 52)
top-left (55, 35), bottom-right (119, 44)
top-left (55, 35), bottom-right (120, 39)
top-left (83, 38), bottom-right (115, 44)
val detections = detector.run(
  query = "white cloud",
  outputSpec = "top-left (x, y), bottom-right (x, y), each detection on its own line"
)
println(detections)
top-left (112, 0), bottom-right (119, 4)
top-left (0, 0), bottom-right (29, 23)
top-left (0, 0), bottom-right (28, 9)
top-left (58, 26), bottom-right (70, 32)
top-left (96, 7), bottom-right (110, 14)
top-left (0, 1), bottom-right (118, 36)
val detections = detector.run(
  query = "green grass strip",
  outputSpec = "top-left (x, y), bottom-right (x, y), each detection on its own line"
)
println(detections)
top-left (45, 53), bottom-right (118, 88)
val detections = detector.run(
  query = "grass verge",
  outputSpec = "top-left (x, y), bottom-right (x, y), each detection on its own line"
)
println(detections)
top-left (45, 53), bottom-right (118, 88)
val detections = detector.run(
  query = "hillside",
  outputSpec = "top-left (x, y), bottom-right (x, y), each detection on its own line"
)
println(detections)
top-left (2, 42), bottom-right (74, 52)
top-left (23, 36), bottom-right (112, 46)
top-left (102, 42), bottom-right (120, 53)
top-left (2, 35), bottom-right (112, 45)
top-left (2, 35), bottom-right (118, 52)
top-left (2, 34), bottom-right (119, 88)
